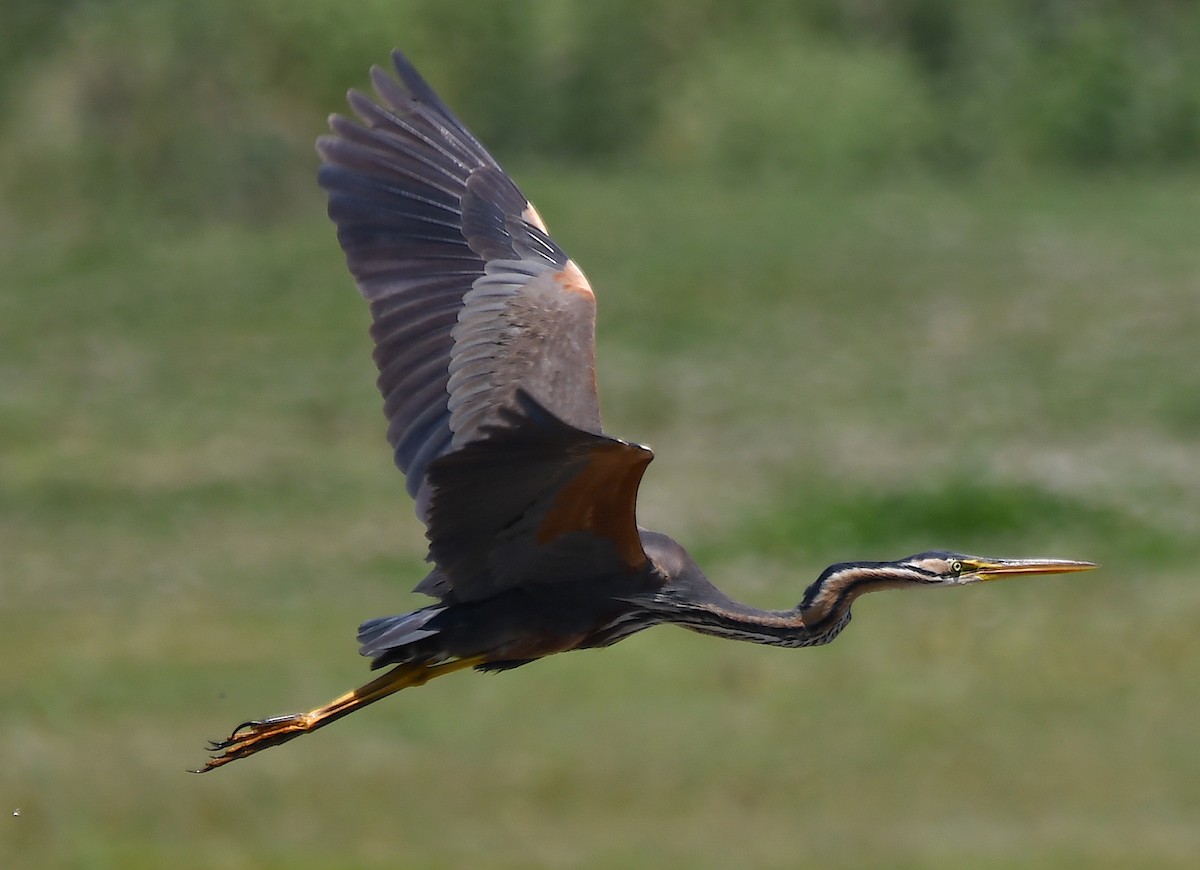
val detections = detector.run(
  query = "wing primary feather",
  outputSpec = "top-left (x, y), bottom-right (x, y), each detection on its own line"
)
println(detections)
top-left (320, 51), bottom-right (605, 531)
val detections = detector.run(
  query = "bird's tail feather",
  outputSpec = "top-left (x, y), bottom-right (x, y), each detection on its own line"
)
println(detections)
top-left (357, 605), bottom-right (447, 668)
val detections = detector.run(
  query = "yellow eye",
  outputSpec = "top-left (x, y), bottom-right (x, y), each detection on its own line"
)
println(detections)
top-left (950, 560), bottom-right (964, 574)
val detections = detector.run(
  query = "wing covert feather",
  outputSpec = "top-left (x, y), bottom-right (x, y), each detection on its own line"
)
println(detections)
top-left (425, 392), bottom-right (652, 602)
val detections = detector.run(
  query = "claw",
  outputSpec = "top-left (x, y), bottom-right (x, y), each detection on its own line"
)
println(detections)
top-left (240, 714), bottom-right (298, 730)
top-left (194, 658), bottom-right (489, 772)
top-left (193, 714), bottom-right (312, 773)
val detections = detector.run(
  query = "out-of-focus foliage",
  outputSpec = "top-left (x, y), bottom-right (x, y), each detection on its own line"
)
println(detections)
top-left (1, 0), bottom-right (1198, 222)
top-left (6, 163), bottom-right (1200, 870)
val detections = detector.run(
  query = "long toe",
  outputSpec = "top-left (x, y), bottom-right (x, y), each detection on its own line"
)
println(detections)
top-left (196, 715), bottom-right (310, 772)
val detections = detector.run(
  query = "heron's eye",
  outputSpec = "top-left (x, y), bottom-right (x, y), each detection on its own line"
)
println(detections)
top-left (950, 560), bottom-right (964, 574)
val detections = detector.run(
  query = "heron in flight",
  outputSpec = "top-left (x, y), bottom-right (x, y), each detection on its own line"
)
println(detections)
top-left (198, 51), bottom-right (1094, 772)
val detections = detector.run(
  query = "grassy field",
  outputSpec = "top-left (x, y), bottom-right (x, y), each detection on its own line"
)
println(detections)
top-left (4, 167), bottom-right (1200, 868)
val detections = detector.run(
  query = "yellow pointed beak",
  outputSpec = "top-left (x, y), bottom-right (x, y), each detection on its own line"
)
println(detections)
top-left (966, 558), bottom-right (1098, 581)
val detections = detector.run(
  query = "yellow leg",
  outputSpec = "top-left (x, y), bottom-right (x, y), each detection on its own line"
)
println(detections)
top-left (195, 656), bottom-right (486, 772)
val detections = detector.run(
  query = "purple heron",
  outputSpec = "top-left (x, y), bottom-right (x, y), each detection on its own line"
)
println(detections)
top-left (198, 51), bottom-right (1094, 772)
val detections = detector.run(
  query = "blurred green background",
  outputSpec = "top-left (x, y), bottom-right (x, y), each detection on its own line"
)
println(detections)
top-left (3, 1), bottom-right (1199, 867)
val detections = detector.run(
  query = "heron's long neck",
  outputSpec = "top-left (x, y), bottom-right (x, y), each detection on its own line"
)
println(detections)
top-left (661, 565), bottom-right (912, 649)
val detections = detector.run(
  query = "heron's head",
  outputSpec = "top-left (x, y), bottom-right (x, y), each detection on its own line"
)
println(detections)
top-left (893, 551), bottom-right (1098, 587)
top-left (805, 551), bottom-right (1096, 602)
top-left (798, 550), bottom-right (1096, 640)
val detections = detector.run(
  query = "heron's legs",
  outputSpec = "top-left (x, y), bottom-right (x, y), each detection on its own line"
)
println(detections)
top-left (196, 656), bottom-right (486, 772)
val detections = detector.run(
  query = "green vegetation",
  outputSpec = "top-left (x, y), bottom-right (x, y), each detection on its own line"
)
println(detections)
top-left (3, 4), bottom-right (1199, 868)
top-left (4, 1), bottom-right (1200, 222)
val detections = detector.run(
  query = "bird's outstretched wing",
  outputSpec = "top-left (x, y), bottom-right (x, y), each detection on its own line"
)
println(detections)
top-left (317, 51), bottom-right (602, 520)
top-left (423, 391), bottom-right (653, 603)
